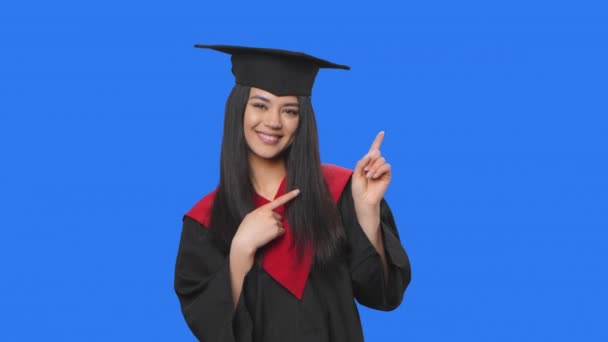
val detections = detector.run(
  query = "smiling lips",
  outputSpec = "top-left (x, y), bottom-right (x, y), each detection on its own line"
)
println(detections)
top-left (256, 131), bottom-right (283, 145)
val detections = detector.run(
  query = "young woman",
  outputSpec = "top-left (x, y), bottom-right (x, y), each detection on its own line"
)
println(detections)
top-left (174, 44), bottom-right (411, 342)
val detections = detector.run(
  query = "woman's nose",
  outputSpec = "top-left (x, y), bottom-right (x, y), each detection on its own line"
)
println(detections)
top-left (264, 110), bottom-right (282, 129)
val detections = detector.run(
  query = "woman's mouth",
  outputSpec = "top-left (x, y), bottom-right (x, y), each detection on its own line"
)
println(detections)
top-left (256, 131), bottom-right (283, 145)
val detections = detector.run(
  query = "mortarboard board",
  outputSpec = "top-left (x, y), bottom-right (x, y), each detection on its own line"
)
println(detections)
top-left (194, 44), bottom-right (350, 96)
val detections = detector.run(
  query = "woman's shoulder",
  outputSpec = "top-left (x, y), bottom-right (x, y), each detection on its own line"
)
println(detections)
top-left (321, 163), bottom-right (352, 176)
top-left (321, 163), bottom-right (353, 202)
top-left (183, 188), bottom-right (218, 228)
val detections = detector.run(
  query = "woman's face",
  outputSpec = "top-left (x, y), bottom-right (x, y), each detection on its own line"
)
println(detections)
top-left (243, 87), bottom-right (300, 161)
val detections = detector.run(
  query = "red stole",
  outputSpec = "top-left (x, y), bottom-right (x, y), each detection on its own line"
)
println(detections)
top-left (184, 164), bottom-right (353, 300)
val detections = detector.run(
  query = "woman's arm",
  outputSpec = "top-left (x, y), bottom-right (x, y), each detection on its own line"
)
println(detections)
top-left (174, 217), bottom-right (253, 341)
top-left (175, 190), bottom-right (299, 340)
top-left (339, 178), bottom-right (411, 311)
top-left (228, 240), bottom-right (255, 310)
top-left (353, 204), bottom-right (389, 285)
top-left (350, 131), bottom-right (393, 286)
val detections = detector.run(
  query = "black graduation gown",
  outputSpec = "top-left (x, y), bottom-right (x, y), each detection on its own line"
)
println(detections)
top-left (174, 177), bottom-right (411, 341)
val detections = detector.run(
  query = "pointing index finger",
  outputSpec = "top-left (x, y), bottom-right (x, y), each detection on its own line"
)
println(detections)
top-left (368, 131), bottom-right (385, 152)
top-left (266, 189), bottom-right (301, 210)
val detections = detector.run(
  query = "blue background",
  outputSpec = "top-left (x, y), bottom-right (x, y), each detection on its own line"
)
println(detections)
top-left (1, 0), bottom-right (607, 341)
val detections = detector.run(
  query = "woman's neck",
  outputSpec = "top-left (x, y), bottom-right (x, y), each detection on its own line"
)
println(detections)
top-left (248, 154), bottom-right (287, 200)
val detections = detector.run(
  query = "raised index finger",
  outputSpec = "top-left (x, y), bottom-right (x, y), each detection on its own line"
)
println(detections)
top-left (266, 189), bottom-right (301, 210)
top-left (368, 131), bottom-right (385, 153)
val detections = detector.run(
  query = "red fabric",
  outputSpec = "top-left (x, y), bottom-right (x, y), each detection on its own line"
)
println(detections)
top-left (185, 164), bottom-right (353, 300)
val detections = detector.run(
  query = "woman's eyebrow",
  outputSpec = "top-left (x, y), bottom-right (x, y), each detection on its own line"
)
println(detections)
top-left (249, 95), bottom-right (270, 102)
top-left (249, 95), bottom-right (298, 107)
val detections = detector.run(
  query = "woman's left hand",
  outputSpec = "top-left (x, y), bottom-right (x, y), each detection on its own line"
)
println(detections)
top-left (352, 131), bottom-right (391, 211)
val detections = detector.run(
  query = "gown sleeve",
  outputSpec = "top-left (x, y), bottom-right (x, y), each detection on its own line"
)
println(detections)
top-left (338, 177), bottom-right (412, 311)
top-left (174, 216), bottom-right (253, 342)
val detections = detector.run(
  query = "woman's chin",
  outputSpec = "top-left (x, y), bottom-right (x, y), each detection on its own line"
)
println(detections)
top-left (249, 148), bottom-right (286, 162)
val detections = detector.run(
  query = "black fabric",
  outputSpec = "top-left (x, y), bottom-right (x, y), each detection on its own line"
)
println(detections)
top-left (174, 176), bottom-right (411, 341)
top-left (194, 44), bottom-right (350, 96)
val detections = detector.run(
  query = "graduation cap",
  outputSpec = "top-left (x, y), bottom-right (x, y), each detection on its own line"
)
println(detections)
top-left (194, 44), bottom-right (350, 96)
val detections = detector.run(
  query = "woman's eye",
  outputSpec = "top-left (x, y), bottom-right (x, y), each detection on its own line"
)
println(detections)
top-left (253, 103), bottom-right (267, 110)
top-left (283, 109), bottom-right (299, 115)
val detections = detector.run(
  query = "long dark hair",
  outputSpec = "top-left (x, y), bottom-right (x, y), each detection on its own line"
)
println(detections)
top-left (208, 84), bottom-right (345, 265)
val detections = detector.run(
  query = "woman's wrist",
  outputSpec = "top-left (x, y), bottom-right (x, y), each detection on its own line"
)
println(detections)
top-left (231, 236), bottom-right (257, 261)
top-left (354, 203), bottom-right (381, 231)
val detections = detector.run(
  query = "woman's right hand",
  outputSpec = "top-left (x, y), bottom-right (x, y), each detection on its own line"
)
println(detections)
top-left (231, 189), bottom-right (301, 257)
